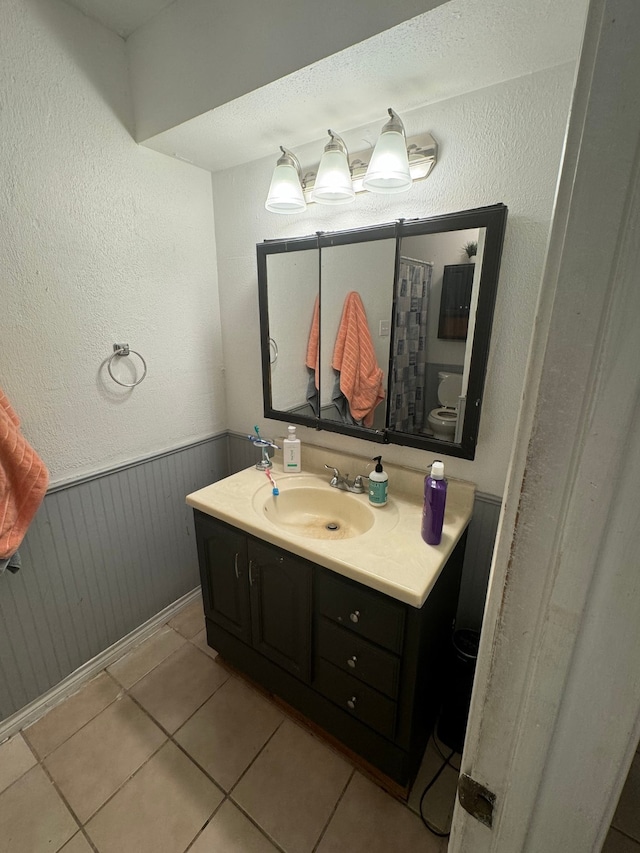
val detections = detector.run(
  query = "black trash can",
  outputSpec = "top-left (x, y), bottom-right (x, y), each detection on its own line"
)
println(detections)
top-left (437, 629), bottom-right (480, 754)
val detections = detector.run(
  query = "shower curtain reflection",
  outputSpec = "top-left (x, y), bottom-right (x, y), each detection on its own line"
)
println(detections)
top-left (388, 258), bottom-right (432, 433)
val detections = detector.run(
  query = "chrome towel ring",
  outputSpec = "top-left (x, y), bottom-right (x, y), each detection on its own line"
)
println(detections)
top-left (107, 343), bottom-right (147, 387)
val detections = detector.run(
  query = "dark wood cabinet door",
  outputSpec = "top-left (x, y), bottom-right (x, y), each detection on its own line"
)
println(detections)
top-left (248, 538), bottom-right (312, 682)
top-left (438, 263), bottom-right (474, 340)
top-left (195, 512), bottom-right (251, 644)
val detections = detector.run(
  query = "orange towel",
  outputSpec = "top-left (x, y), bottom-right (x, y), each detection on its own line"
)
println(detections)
top-left (332, 292), bottom-right (385, 427)
top-left (305, 296), bottom-right (320, 388)
top-left (0, 389), bottom-right (49, 560)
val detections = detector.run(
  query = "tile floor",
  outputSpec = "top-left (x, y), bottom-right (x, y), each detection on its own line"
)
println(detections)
top-left (0, 599), bottom-right (450, 853)
top-left (603, 746), bottom-right (640, 852)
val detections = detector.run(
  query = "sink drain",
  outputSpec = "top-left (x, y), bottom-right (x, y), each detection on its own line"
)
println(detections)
top-left (326, 522), bottom-right (340, 531)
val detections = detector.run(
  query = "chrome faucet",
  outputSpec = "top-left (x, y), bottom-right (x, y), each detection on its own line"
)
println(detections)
top-left (324, 465), bottom-right (366, 494)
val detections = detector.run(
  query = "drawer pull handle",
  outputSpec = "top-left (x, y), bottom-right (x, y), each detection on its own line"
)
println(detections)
top-left (347, 656), bottom-right (357, 669)
top-left (349, 610), bottom-right (360, 624)
top-left (347, 696), bottom-right (357, 710)
top-left (234, 553), bottom-right (239, 580)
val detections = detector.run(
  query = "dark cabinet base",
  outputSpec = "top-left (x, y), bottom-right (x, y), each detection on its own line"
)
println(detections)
top-left (205, 615), bottom-right (421, 786)
top-left (196, 515), bottom-right (466, 789)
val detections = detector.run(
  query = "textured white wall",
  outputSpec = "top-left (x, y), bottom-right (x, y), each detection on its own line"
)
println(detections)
top-left (0, 0), bottom-right (226, 485)
top-left (212, 64), bottom-right (575, 496)
top-left (267, 250), bottom-right (318, 412)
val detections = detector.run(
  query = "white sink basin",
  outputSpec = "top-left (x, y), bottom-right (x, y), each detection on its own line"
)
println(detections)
top-left (252, 476), bottom-right (376, 540)
top-left (186, 449), bottom-right (475, 606)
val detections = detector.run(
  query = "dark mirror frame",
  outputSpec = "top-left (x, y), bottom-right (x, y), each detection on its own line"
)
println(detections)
top-left (257, 203), bottom-right (508, 460)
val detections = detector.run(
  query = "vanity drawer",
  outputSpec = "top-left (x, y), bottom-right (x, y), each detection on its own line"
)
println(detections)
top-left (316, 570), bottom-right (405, 654)
top-left (316, 618), bottom-right (400, 699)
top-left (313, 658), bottom-right (396, 740)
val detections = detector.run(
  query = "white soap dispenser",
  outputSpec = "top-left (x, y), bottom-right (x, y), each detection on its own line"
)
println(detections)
top-left (283, 425), bottom-right (301, 472)
top-left (368, 456), bottom-right (388, 506)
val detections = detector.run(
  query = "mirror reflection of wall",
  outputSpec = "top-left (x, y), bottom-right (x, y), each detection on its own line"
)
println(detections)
top-left (267, 249), bottom-right (318, 415)
top-left (398, 228), bottom-right (482, 436)
top-left (320, 240), bottom-right (395, 430)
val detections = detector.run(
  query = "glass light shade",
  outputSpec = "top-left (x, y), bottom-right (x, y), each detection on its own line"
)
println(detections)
top-left (265, 163), bottom-right (306, 213)
top-left (311, 149), bottom-right (355, 205)
top-left (362, 130), bottom-right (412, 194)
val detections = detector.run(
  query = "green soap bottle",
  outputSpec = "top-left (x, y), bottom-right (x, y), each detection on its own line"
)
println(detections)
top-left (368, 456), bottom-right (388, 507)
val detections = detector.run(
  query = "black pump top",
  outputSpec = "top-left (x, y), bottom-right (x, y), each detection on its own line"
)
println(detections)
top-left (372, 455), bottom-right (384, 473)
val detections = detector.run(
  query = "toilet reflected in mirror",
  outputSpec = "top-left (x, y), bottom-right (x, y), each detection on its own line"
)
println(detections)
top-left (427, 372), bottom-right (463, 441)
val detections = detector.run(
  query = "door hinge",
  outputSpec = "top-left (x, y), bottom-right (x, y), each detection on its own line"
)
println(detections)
top-left (458, 773), bottom-right (496, 829)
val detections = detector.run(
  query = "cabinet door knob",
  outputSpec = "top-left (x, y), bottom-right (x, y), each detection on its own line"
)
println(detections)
top-left (349, 610), bottom-right (360, 623)
top-left (347, 656), bottom-right (357, 668)
top-left (347, 696), bottom-right (357, 710)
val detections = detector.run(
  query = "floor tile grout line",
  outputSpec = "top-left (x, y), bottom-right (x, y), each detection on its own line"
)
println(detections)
top-left (110, 622), bottom-right (211, 692)
top-left (167, 713), bottom-right (289, 853)
top-left (0, 735), bottom-right (41, 799)
top-left (124, 685), bottom-right (232, 799)
top-left (181, 796), bottom-right (228, 853)
top-left (21, 671), bottom-right (125, 762)
top-left (106, 625), bottom-right (189, 690)
top-left (126, 660), bottom-right (232, 736)
top-left (71, 828), bottom-right (100, 853)
top-left (167, 733), bottom-right (229, 796)
top-left (113, 648), bottom-right (288, 853)
top-left (311, 767), bottom-right (356, 853)
top-left (16, 619), bottom-right (181, 757)
top-left (225, 714), bottom-right (355, 853)
top-left (72, 736), bottom-right (170, 829)
top-left (227, 796), bottom-right (290, 853)
top-left (227, 716), bottom-right (287, 796)
top-left (611, 824), bottom-right (640, 845)
top-left (25, 740), bottom-right (97, 852)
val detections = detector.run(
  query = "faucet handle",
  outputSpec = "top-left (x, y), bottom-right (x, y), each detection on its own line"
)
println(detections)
top-left (352, 475), bottom-right (368, 493)
top-left (324, 464), bottom-right (341, 478)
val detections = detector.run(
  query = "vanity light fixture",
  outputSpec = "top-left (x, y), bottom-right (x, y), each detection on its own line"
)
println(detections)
top-left (264, 147), bottom-right (307, 214)
top-left (310, 130), bottom-right (355, 205)
top-left (265, 108), bottom-right (437, 213)
top-left (363, 108), bottom-right (412, 194)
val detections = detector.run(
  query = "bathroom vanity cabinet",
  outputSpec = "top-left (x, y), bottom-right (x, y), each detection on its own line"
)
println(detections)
top-left (194, 509), bottom-right (466, 788)
top-left (196, 512), bottom-right (312, 681)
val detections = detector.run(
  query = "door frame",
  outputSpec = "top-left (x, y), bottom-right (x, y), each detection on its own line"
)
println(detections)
top-left (450, 1), bottom-right (640, 850)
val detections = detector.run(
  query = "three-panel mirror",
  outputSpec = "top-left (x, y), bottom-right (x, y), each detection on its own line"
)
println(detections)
top-left (257, 204), bottom-right (507, 459)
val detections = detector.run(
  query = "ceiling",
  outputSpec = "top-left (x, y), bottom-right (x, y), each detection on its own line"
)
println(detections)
top-left (60, 0), bottom-right (589, 173)
top-left (143, 0), bottom-right (588, 173)
top-left (62, 0), bottom-right (176, 37)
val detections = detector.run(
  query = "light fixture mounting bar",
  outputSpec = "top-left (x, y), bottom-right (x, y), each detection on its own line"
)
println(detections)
top-left (301, 131), bottom-right (437, 202)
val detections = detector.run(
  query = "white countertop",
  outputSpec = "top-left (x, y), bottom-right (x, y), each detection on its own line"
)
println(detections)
top-left (186, 444), bottom-right (476, 608)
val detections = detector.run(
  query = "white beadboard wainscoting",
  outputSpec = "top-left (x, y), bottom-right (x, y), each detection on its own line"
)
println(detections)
top-left (0, 431), bottom-right (500, 725)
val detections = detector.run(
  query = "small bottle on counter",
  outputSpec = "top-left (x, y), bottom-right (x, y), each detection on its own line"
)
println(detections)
top-left (368, 456), bottom-right (388, 507)
top-left (422, 460), bottom-right (447, 545)
top-left (283, 425), bottom-right (301, 472)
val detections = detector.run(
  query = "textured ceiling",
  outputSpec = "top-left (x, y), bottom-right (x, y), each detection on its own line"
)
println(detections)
top-left (144, 0), bottom-right (589, 173)
top-left (62, 0), bottom-right (176, 37)
top-left (61, 0), bottom-right (588, 173)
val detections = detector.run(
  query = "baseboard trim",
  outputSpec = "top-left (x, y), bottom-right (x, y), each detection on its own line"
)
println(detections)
top-left (0, 587), bottom-right (201, 743)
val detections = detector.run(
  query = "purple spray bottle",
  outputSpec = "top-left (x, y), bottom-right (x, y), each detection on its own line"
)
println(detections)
top-left (421, 460), bottom-right (447, 545)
